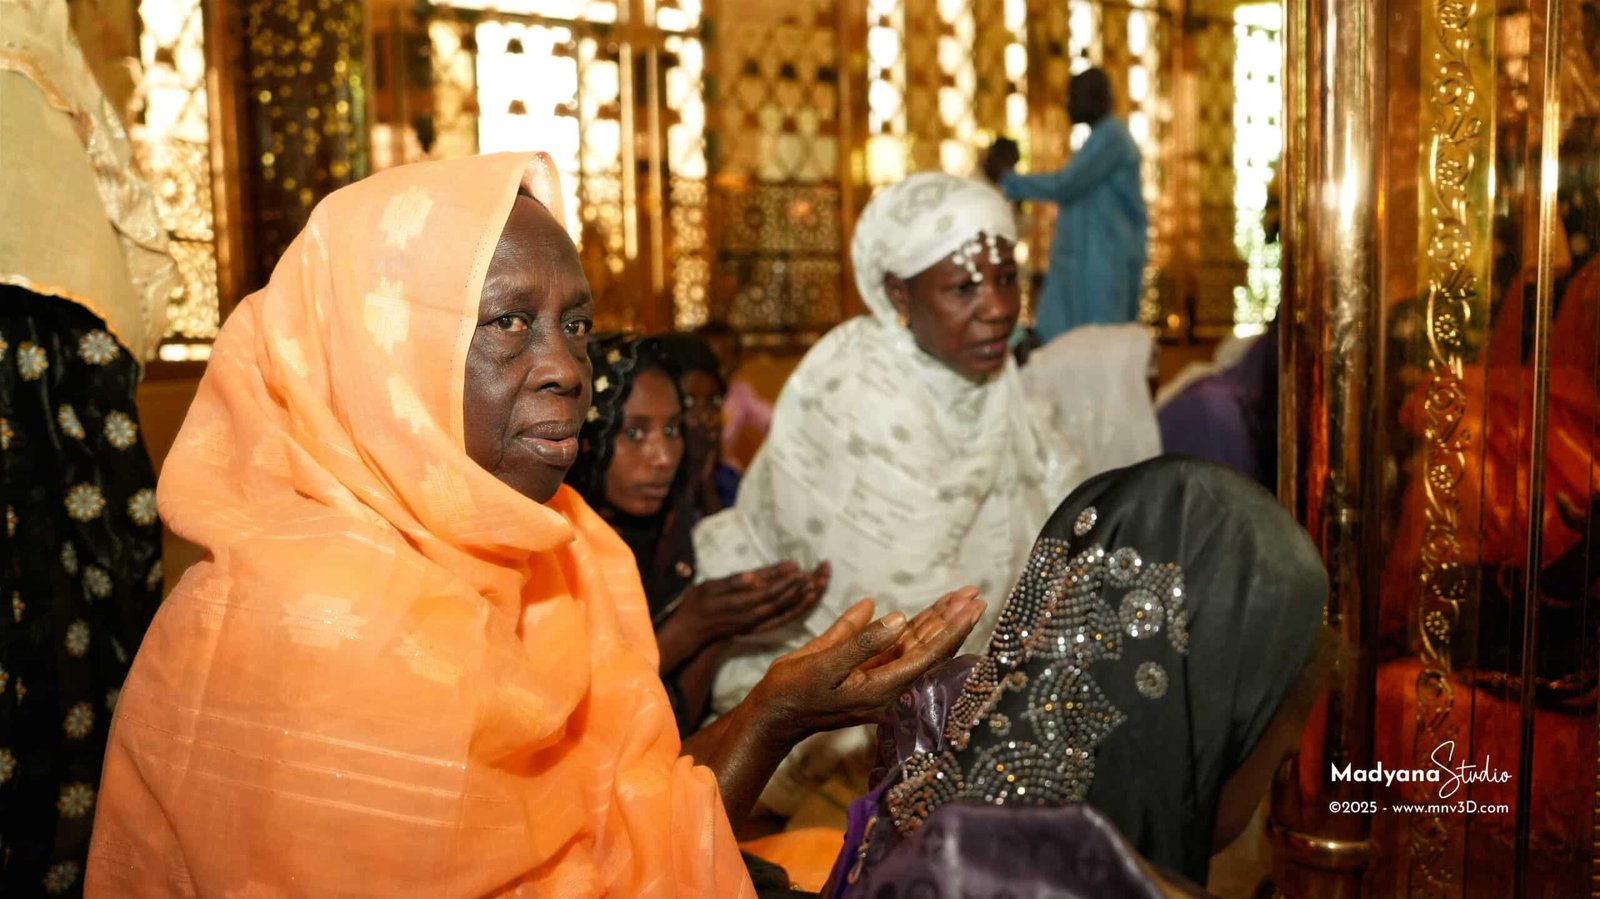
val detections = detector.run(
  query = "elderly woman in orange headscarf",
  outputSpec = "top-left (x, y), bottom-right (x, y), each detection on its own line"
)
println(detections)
top-left (85, 153), bottom-right (986, 896)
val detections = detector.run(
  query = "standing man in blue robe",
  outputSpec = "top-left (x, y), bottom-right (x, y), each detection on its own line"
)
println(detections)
top-left (985, 68), bottom-right (1148, 343)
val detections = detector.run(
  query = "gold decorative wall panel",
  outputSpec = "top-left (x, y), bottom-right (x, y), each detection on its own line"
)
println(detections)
top-left (1189, 5), bottom-right (1243, 332)
top-left (404, 1), bottom-right (706, 333)
top-left (1402, 0), bottom-right (1495, 891)
top-left (366, 0), bottom-right (1214, 336)
top-left (864, 0), bottom-right (909, 186)
top-left (1113, 1), bottom-right (1172, 323)
top-left (1231, 2), bottom-right (1282, 329)
top-left (132, 0), bottom-right (220, 344)
top-left (234, 0), bottom-right (368, 288)
top-left (711, 0), bottom-right (848, 332)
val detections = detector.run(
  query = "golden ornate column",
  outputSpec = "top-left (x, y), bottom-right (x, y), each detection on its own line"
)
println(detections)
top-left (1273, 0), bottom-right (1386, 888)
top-left (901, 0), bottom-right (943, 173)
top-left (1279, 0), bottom-right (1600, 891)
top-left (1185, 0), bottom-right (1244, 334)
top-left (231, 0), bottom-right (369, 287)
top-left (971, 0), bottom-right (1011, 139)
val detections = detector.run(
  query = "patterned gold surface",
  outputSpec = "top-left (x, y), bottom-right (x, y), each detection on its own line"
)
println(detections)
top-left (1190, 7), bottom-right (1244, 331)
top-left (712, 0), bottom-right (847, 331)
top-left (1231, 3), bottom-right (1283, 329)
top-left (133, 0), bottom-right (219, 340)
top-left (418, 2), bottom-right (707, 332)
top-left (237, 0), bottom-right (368, 286)
top-left (1407, 0), bottom-right (1494, 892)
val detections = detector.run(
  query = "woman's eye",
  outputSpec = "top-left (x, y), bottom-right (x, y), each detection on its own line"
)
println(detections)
top-left (683, 395), bottom-right (698, 409)
top-left (564, 317), bottom-right (593, 337)
top-left (710, 396), bottom-right (724, 410)
top-left (494, 314), bottom-right (529, 332)
top-left (624, 426), bottom-right (645, 441)
top-left (954, 280), bottom-right (980, 296)
top-left (664, 424), bottom-right (682, 438)
top-left (996, 270), bottom-right (1018, 287)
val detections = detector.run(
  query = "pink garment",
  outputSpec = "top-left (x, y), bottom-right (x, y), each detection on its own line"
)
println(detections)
top-left (720, 379), bottom-right (772, 460)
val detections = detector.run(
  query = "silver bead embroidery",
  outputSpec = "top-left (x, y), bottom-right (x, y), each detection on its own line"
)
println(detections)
top-left (1074, 506), bottom-right (1098, 536)
top-left (1119, 588), bottom-right (1165, 639)
top-left (891, 533), bottom-right (1193, 835)
top-left (1135, 661), bottom-right (1169, 699)
top-left (1108, 547), bottom-right (1143, 585)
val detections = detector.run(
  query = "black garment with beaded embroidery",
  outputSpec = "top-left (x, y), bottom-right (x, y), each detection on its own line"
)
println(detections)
top-left (0, 287), bottom-right (163, 898)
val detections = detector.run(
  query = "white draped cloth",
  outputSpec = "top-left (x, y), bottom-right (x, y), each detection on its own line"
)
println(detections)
top-left (1020, 323), bottom-right (1163, 479)
top-left (692, 174), bottom-right (1083, 812)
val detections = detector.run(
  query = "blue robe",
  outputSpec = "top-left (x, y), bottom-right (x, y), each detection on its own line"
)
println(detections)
top-left (1002, 117), bottom-right (1148, 343)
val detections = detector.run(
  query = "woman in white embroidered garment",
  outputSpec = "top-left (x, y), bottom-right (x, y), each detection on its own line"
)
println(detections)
top-left (693, 173), bottom-right (1084, 814)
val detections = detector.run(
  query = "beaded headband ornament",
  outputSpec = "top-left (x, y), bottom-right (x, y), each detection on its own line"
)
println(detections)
top-left (948, 232), bottom-right (1006, 283)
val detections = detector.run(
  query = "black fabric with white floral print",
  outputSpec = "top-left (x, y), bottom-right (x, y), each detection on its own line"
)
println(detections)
top-left (1, 288), bottom-right (163, 897)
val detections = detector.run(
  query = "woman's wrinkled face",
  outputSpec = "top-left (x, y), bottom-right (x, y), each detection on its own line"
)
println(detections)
top-left (885, 235), bottom-right (1021, 384)
top-left (677, 369), bottom-right (724, 447)
top-left (602, 368), bottom-right (685, 516)
top-left (463, 195), bottom-right (594, 503)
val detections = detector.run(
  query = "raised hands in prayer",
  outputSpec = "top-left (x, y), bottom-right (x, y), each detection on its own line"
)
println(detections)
top-left (682, 587), bottom-right (987, 824)
top-left (655, 561), bottom-right (831, 673)
top-left (754, 589), bottom-right (988, 739)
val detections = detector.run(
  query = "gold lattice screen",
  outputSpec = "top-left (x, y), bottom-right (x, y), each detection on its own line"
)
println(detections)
top-left (403, 0), bottom-right (708, 333)
top-left (710, 0), bottom-right (848, 333)
top-left (113, 0), bottom-right (1279, 351)
top-left (133, 0), bottom-right (221, 354)
top-left (364, 0), bottom-right (1268, 336)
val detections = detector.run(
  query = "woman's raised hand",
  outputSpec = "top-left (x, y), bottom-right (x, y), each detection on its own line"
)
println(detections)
top-left (748, 588), bottom-right (986, 743)
top-left (680, 586), bottom-right (985, 825)
top-left (674, 561), bottom-right (828, 650)
top-left (749, 560), bottom-right (830, 634)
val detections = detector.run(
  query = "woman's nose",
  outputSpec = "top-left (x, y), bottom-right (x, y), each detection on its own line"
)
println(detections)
top-left (976, 281), bottom-right (1019, 321)
top-left (527, 332), bottom-right (587, 397)
top-left (645, 435), bottom-right (676, 467)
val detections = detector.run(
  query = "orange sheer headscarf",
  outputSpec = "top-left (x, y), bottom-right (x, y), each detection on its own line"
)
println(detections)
top-left (87, 153), bottom-right (753, 897)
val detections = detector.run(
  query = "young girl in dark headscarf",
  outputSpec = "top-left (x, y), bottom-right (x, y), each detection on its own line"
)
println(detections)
top-left (566, 335), bottom-right (829, 735)
top-left (830, 455), bottom-right (1331, 895)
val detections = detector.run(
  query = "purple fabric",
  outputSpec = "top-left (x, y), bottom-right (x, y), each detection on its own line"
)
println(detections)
top-left (1156, 377), bottom-right (1257, 478)
top-left (1157, 324), bottom-right (1279, 490)
top-left (827, 657), bottom-right (977, 899)
top-left (881, 655), bottom-right (979, 775)
top-left (837, 803), bottom-right (1171, 899)
top-left (825, 779), bottom-right (893, 899)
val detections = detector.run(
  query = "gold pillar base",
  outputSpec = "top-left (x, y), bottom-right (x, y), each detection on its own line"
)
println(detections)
top-left (1265, 816), bottom-right (1373, 899)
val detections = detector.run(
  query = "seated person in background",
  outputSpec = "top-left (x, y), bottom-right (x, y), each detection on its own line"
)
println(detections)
top-left (566, 333), bottom-right (829, 736)
top-left (657, 331), bottom-right (744, 513)
top-left (694, 172), bottom-right (1084, 817)
top-left (1019, 323), bottom-right (1162, 479)
top-left (696, 319), bottom-right (773, 472)
top-left (831, 456), bottom-right (1333, 897)
top-left (88, 152), bottom-right (989, 896)
top-left (1156, 320), bottom-right (1279, 491)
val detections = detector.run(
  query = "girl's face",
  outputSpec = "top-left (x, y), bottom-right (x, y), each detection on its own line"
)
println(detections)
top-left (602, 368), bottom-right (685, 516)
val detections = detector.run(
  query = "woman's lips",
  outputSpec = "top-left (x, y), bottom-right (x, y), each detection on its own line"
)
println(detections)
top-left (521, 435), bottom-right (578, 468)
top-left (636, 484), bottom-right (671, 501)
top-left (970, 339), bottom-right (1008, 362)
